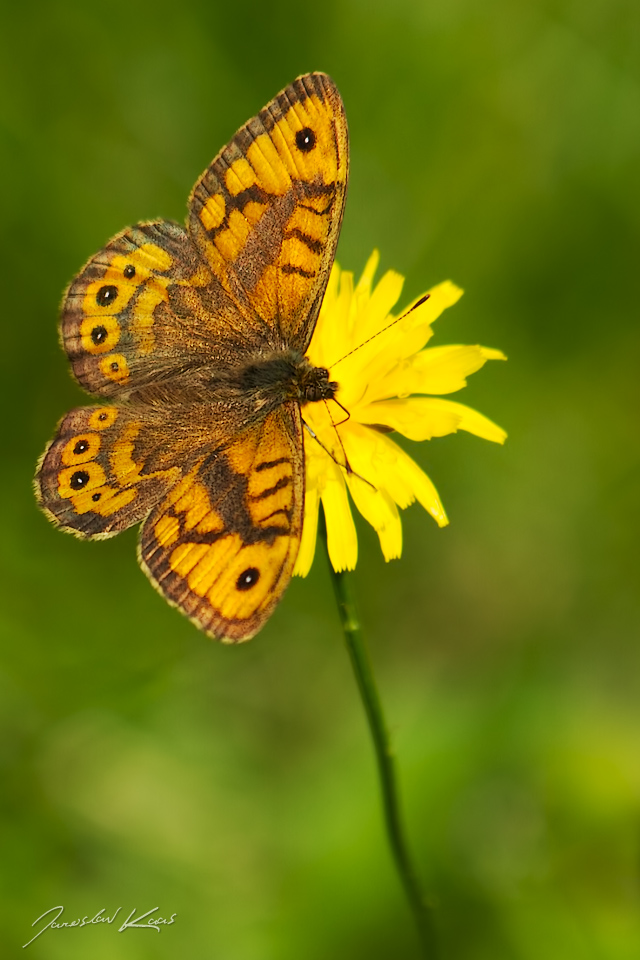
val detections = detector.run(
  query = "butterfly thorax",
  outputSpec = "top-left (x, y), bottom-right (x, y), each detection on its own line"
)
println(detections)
top-left (238, 350), bottom-right (338, 407)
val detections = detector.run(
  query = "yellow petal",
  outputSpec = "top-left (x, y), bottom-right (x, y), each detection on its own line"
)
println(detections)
top-left (369, 344), bottom-right (506, 401)
top-left (421, 280), bottom-right (465, 323)
top-left (420, 399), bottom-right (507, 443)
top-left (410, 344), bottom-right (506, 394)
top-left (307, 264), bottom-right (353, 367)
top-left (392, 281), bottom-right (464, 361)
top-left (333, 281), bottom-right (466, 409)
top-left (323, 259), bottom-right (341, 308)
top-left (356, 397), bottom-right (506, 444)
top-left (356, 398), bottom-right (462, 440)
top-left (341, 423), bottom-right (448, 527)
top-left (299, 250), bottom-right (506, 567)
top-left (323, 262), bottom-right (405, 398)
top-left (352, 267), bottom-right (405, 343)
top-left (354, 249), bottom-right (380, 297)
top-left (293, 485), bottom-right (319, 577)
top-left (379, 437), bottom-right (449, 526)
top-left (347, 473), bottom-right (403, 561)
top-left (320, 461), bottom-right (358, 572)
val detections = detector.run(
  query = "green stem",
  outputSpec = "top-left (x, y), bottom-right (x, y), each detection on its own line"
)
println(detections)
top-left (320, 515), bottom-right (438, 958)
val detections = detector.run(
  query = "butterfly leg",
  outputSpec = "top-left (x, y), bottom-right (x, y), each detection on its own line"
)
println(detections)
top-left (302, 417), bottom-right (376, 491)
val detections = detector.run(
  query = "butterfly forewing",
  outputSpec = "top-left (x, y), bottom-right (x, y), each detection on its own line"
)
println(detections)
top-left (188, 72), bottom-right (348, 353)
top-left (59, 220), bottom-right (268, 398)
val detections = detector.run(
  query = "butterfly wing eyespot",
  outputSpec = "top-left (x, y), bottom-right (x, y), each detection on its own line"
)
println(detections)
top-left (138, 404), bottom-right (304, 642)
top-left (188, 71), bottom-right (349, 353)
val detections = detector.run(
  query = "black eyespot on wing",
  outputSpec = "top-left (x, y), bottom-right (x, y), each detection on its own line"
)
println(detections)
top-left (91, 325), bottom-right (107, 345)
top-left (98, 412), bottom-right (108, 422)
top-left (295, 127), bottom-right (316, 152)
top-left (73, 440), bottom-right (89, 455)
top-left (123, 264), bottom-right (135, 279)
top-left (96, 285), bottom-right (118, 306)
top-left (92, 492), bottom-right (101, 501)
top-left (110, 362), bottom-right (119, 371)
top-left (236, 568), bottom-right (260, 591)
top-left (70, 470), bottom-right (90, 490)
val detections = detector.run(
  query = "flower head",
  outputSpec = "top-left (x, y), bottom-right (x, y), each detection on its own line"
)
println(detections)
top-left (295, 251), bottom-right (506, 576)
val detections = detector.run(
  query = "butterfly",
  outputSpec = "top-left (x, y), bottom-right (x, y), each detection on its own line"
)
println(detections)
top-left (35, 72), bottom-right (349, 642)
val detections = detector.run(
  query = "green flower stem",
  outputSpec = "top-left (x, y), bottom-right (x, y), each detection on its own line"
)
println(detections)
top-left (320, 516), bottom-right (439, 958)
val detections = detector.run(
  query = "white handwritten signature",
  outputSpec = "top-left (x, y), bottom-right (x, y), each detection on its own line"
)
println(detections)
top-left (23, 906), bottom-right (176, 947)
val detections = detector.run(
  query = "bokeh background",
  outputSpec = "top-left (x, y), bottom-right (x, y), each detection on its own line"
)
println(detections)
top-left (2, 0), bottom-right (640, 956)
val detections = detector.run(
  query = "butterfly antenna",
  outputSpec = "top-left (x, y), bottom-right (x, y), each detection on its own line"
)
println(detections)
top-left (329, 293), bottom-right (430, 368)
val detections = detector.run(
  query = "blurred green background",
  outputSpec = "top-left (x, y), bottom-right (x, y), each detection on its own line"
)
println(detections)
top-left (2, 0), bottom-right (640, 956)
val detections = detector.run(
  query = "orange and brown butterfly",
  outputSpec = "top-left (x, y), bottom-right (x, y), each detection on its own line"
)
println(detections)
top-left (35, 72), bottom-right (349, 642)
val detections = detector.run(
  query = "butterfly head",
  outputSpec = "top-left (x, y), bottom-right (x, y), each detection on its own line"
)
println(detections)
top-left (297, 359), bottom-right (338, 405)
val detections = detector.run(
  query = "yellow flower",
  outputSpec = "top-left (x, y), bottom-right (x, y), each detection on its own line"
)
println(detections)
top-left (294, 251), bottom-right (507, 576)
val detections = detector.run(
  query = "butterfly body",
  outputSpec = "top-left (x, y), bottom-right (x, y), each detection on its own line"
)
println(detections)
top-left (36, 73), bottom-right (348, 642)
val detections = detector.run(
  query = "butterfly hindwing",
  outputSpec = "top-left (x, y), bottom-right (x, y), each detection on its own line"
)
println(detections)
top-left (139, 403), bottom-right (304, 642)
top-left (188, 72), bottom-right (349, 353)
top-left (35, 394), bottom-right (262, 539)
top-left (35, 404), bottom-right (182, 538)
